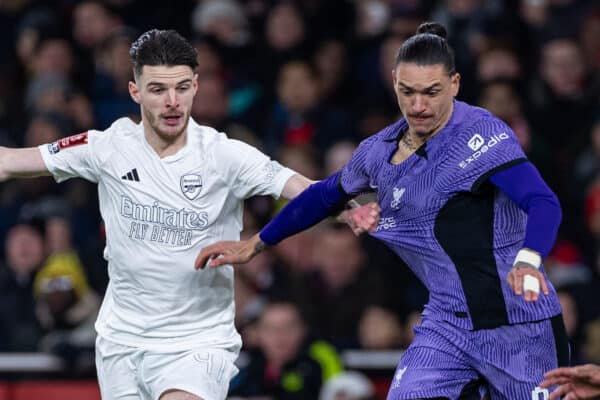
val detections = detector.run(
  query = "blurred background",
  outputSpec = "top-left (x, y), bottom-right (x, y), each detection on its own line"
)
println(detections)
top-left (0, 0), bottom-right (599, 399)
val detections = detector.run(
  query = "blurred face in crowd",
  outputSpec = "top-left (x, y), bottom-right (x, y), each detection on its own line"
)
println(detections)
top-left (103, 37), bottom-right (134, 85)
top-left (316, 228), bottom-right (364, 289)
top-left (32, 39), bottom-right (73, 77)
top-left (191, 75), bottom-right (228, 126)
top-left (5, 225), bottom-right (45, 277)
top-left (73, 1), bottom-right (119, 48)
top-left (277, 62), bottom-right (320, 115)
top-left (194, 42), bottom-right (222, 76)
top-left (380, 35), bottom-right (406, 90)
top-left (393, 63), bottom-right (460, 138)
top-left (258, 303), bottom-right (306, 368)
top-left (25, 118), bottom-right (62, 147)
top-left (479, 82), bottom-right (520, 122)
top-left (358, 306), bottom-right (403, 350)
top-left (541, 38), bottom-right (585, 98)
top-left (129, 65), bottom-right (198, 145)
top-left (477, 48), bottom-right (521, 82)
top-left (314, 39), bottom-right (347, 95)
top-left (266, 3), bottom-right (305, 50)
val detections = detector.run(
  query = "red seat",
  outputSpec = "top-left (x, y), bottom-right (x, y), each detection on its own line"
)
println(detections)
top-left (372, 377), bottom-right (392, 400)
top-left (0, 382), bottom-right (10, 400)
top-left (12, 380), bottom-right (101, 400)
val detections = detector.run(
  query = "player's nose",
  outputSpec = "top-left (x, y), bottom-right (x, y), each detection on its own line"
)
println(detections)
top-left (166, 88), bottom-right (179, 107)
top-left (412, 94), bottom-right (427, 113)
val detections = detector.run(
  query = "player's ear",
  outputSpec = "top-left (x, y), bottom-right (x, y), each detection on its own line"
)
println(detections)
top-left (192, 73), bottom-right (198, 96)
top-left (129, 81), bottom-right (141, 104)
top-left (450, 72), bottom-right (460, 97)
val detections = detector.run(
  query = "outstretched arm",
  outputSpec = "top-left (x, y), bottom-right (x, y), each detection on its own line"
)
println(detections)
top-left (277, 172), bottom-right (380, 236)
top-left (490, 161), bottom-right (561, 302)
top-left (0, 147), bottom-right (50, 181)
top-left (280, 173), bottom-right (314, 199)
top-left (195, 172), bottom-right (379, 269)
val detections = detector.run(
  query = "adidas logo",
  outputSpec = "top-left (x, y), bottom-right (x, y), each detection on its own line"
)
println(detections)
top-left (121, 168), bottom-right (140, 182)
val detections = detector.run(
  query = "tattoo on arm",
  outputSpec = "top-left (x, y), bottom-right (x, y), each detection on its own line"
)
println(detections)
top-left (254, 239), bottom-right (266, 255)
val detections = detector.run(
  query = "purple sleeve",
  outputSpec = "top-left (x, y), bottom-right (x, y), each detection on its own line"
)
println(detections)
top-left (259, 172), bottom-right (351, 245)
top-left (489, 162), bottom-right (562, 257)
top-left (436, 116), bottom-right (527, 193)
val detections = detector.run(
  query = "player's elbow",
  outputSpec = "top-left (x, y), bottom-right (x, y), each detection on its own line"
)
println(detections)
top-left (546, 191), bottom-right (562, 225)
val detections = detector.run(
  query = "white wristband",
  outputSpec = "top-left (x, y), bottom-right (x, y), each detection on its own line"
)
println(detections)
top-left (523, 274), bottom-right (540, 294)
top-left (513, 248), bottom-right (541, 269)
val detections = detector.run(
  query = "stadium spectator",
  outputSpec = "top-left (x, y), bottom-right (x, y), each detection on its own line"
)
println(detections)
top-left (293, 222), bottom-right (389, 348)
top-left (264, 60), bottom-right (354, 157)
top-left (229, 300), bottom-right (342, 399)
top-left (358, 305), bottom-right (403, 350)
top-left (0, 220), bottom-right (45, 351)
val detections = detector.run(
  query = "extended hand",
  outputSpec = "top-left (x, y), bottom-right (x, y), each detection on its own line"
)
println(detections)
top-left (540, 364), bottom-right (600, 400)
top-left (506, 262), bottom-right (548, 302)
top-left (194, 233), bottom-right (265, 269)
top-left (338, 201), bottom-right (380, 235)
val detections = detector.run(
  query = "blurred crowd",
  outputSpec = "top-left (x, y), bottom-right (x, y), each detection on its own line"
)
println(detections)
top-left (0, 0), bottom-right (600, 398)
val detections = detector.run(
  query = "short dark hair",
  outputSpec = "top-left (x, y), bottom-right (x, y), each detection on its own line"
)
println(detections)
top-left (129, 29), bottom-right (198, 79)
top-left (394, 22), bottom-right (455, 76)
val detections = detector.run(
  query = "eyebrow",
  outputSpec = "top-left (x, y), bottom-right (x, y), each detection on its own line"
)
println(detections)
top-left (398, 82), bottom-right (442, 93)
top-left (146, 78), bottom-right (193, 88)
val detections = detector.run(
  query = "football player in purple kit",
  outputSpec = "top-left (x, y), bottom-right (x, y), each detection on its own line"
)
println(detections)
top-left (197, 22), bottom-right (569, 399)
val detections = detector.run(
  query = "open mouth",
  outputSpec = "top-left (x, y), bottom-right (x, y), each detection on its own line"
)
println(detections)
top-left (162, 115), bottom-right (182, 126)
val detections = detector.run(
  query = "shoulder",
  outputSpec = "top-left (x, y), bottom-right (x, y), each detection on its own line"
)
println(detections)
top-left (188, 120), bottom-right (269, 173)
top-left (357, 118), bottom-right (406, 152)
top-left (194, 121), bottom-right (266, 157)
top-left (449, 101), bottom-right (515, 149)
top-left (90, 117), bottom-right (142, 146)
top-left (454, 101), bottom-right (508, 134)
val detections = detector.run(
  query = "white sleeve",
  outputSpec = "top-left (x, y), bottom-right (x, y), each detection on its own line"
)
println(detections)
top-left (217, 138), bottom-right (296, 199)
top-left (38, 131), bottom-right (101, 183)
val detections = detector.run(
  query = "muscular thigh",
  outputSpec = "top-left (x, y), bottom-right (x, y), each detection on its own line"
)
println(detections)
top-left (387, 320), bottom-right (483, 400)
top-left (142, 347), bottom-right (239, 400)
top-left (472, 315), bottom-right (570, 400)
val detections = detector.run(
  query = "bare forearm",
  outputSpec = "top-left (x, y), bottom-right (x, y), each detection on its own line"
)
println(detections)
top-left (0, 147), bottom-right (50, 181)
top-left (280, 173), bottom-right (314, 200)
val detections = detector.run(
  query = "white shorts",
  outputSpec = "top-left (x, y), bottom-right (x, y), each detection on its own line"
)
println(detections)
top-left (95, 336), bottom-right (239, 400)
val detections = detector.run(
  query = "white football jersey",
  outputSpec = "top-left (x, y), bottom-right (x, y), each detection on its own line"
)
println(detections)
top-left (39, 117), bottom-right (295, 352)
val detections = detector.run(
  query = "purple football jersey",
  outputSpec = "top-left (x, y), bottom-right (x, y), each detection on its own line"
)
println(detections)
top-left (340, 100), bottom-right (561, 330)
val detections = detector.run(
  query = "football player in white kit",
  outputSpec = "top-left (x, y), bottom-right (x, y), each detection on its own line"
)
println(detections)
top-left (0, 30), bottom-right (379, 400)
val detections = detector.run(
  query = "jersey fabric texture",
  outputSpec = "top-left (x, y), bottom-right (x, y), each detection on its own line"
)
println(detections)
top-left (387, 315), bottom-right (568, 399)
top-left (39, 117), bottom-right (295, 353)
top-left (340, 100), bottom-right (562, 330)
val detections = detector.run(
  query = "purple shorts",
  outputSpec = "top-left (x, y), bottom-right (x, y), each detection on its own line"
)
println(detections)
top-left (387, 314), bottom-right (569, 399)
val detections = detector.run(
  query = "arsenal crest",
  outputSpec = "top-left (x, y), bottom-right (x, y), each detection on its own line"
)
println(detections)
top-left (180, 174), bottom-right (203, 200)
